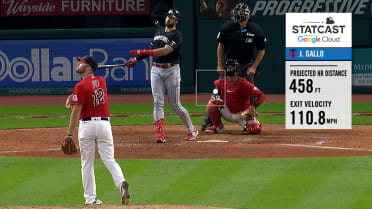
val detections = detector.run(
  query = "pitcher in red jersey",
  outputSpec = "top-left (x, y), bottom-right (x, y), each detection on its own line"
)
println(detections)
top-left (64, 56), bottom-right (130, 205)
top-left (206, 59), bottom-right (265, 134)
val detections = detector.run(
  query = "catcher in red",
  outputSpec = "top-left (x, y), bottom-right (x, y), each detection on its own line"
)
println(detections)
top-left (205, 59), bottom-right (265, 134)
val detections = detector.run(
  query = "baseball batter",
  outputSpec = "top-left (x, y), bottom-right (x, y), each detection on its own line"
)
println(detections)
top-left (126, 9), bottom-right (198, 143)
top-left (206, 59), bottom-right (265, 134)
top-left (64, 56), bottom-right (130, 205)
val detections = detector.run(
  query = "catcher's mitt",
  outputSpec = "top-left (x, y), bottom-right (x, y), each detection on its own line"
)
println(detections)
top-left (239, 106), bottom-right (258, 120)
top-left (61, 135), bottom-right (77, 155)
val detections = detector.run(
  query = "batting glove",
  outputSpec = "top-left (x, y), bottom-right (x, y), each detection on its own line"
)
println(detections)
top-left (125, 57), bottom-right (137, 68)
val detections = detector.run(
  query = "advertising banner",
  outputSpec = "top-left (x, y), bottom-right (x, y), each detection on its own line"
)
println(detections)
top-left (352, 48), bottom-right (372, 86)
top-left (285, 13), bottom-right (352, 129)
top-left (1, 0), bottom-right (150, 16)
top-left (0, 38), bottom-right (152, 88)
top-left (250, 0), bottom-right (370, 16)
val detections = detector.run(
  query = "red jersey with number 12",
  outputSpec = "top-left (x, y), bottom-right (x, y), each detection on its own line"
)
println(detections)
top-left (71, 75), bottom-right (110, 119)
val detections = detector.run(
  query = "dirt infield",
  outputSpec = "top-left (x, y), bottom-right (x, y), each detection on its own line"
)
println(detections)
top-left (1, 124), bottom-right (372, 159)
top-left (1, 94), bottom-right (372, 209)
top-left (1, 94), bottom-right (372, 159)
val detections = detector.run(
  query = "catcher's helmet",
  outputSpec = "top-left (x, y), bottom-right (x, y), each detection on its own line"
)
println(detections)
top-left (167, 9), bottom-right (181, 20)
top-left (232, 3), bottom-right (250, 23)
top-left (225, 59), bottom-right (239, 76)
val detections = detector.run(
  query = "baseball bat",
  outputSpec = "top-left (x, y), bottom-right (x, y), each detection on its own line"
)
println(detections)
top-left (97, 64), bottom-right (128, 69)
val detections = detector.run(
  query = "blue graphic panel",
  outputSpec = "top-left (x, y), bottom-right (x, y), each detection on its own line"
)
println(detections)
top-left (285, 48), bottom-right (351, 61)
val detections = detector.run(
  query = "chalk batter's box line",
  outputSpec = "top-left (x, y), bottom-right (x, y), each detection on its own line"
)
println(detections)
top-left (195, 69), bottom-right (226, 107)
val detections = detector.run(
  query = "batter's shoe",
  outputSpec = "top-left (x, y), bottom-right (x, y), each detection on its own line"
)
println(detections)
top-left (85, 198), bottom-right (102, 205)
top-left (186, 130), bottom-right (199, 141)
top-left (155, 119), bottom-right (166, 143)
top-left (205, 125), bottom-right (225, 133)
top-left (120, 181), bottom-right (130, 205)
top-left (155, 135), bottom-right (166, 143)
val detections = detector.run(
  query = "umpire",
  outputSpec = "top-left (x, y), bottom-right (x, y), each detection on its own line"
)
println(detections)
top-left (217, 2), bottom-right (266, 82)
top-left (202, 2), bottom-right (267, 131)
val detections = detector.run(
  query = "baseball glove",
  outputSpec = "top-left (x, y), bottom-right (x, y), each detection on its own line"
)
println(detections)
top-left (61, 135), bottom-right (77, 155)
top-left (239, 106), bottom-right (258, 120)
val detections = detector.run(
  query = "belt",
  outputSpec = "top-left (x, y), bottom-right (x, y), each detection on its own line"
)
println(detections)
top-left (81, 117), bottom-right (109, 121)
top-left (152, 62), bottom-right (176, 68)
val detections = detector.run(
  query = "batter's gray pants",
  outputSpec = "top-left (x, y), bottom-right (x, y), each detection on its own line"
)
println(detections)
top-left (151, 65), bottom-right (195, 133)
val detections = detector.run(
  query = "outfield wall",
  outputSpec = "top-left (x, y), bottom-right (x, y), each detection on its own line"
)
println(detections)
top-left (0, 0), bottom-right (371, 95)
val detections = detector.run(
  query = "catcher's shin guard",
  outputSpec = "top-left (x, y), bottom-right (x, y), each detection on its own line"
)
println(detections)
top-left (155, 119), bottom-right (166, 143)
top-left (206, 99), bottom-right (223, 128)
top-left (246, 117), bottom-right (262, 134)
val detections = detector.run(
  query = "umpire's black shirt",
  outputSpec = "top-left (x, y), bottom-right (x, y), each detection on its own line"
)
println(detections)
top-left (217, 20), bottom-right (266, 64)
top-left (151, 27), bottom-right (182, 64)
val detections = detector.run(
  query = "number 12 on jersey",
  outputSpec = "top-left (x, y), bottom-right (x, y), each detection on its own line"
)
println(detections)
top-left (92, 88), bottom-right (105, 107)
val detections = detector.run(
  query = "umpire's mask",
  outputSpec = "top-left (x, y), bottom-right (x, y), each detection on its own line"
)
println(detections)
top-left (232, 3), bottom-right (250, 23)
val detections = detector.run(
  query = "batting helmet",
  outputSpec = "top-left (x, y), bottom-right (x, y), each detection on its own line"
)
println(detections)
top-left (232, 3), bottom-right (250, 23)
top-left (225, 59), bottom-right (239, 76)
top-left (167, 9), bottom-right (181, 20)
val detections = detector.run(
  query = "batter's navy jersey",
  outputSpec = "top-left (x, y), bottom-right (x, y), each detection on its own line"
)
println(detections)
top-left (217, 20), bottom-right (266, 64)
top-left (151, 28), bottom-right (182, 64)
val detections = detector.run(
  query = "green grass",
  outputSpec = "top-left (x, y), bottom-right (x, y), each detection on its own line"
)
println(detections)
top-left (1, 103), bottom-right (372, 208)
top-left (0, 102), bottom-right (372, 129)
top-left (2, 156), bottom-right (372, 208)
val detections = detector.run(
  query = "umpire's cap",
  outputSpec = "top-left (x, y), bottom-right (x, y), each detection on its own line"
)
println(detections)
top-left (232, 3), bottom-right (250, 23)
top-left (77, 56), bottom-right (98, 71)
top-left (167, 9), bottom-right (181, 20)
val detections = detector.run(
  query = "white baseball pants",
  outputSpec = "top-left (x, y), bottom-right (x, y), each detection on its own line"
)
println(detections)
top-left (78, 118), bottom-right (126, 204)
top-left (219, 105), bottom-right (246, 128)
